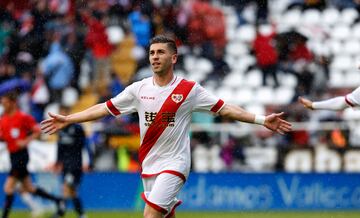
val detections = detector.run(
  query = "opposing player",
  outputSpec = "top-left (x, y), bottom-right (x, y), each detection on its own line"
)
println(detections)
top-left (53, 105), bottom-right (88, 218)
top-left (299, 86), bottom-right (360, 110)
top-left (0, 91), bottom-right (65, 218)
top-left (41, 35), bottom-right (292, 218)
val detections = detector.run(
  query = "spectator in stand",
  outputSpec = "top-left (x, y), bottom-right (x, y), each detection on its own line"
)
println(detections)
top-left (82, 9), bottom-right (112, 93)
top-left (253, 24), bottom-right (279, 87)
top-left (40, 32), bottom-right (74, 103)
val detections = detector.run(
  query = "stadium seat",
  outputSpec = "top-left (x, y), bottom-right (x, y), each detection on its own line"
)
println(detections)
top-left (351, 23), bottom-right (360, 40)
top-left (225, 42), bottom-right (248, 58)
top-left (343, 39), bottom-right (360, 56)
top-left (195, 58), bottom-right (213, 75)
top-left (282, 9), bottom-right (301, 27)
top-left (106, 26), bottom-right (125, 44)
top-left (231, 55), bottom-right (256, 72)
top-left (254, 86), bottom-right (275, 105)
top-left (329, 70), bottom-right (345, 88)
top-left (322, 8), bottom-right (340, 27)
top-left (234, 87), bottom-right (253, 105)
top-left (245, 104), bottom-right (265, 116)
top-left (235, 24), bottom-right (255, 43)
top-left (331, 25), bottom-right (351, 41)
top-left (339, 8), bottom-right (358, 25)
top-left (244, 69), bottom-right (262, 88)
top-left (330, 55), bottom-right (353, 72)
top-left (302, 9), bottom-right (321, 26)
top-left (274, 86), bottom-right (295, 105)
top-left (184, 55), bottom-right (197, 72)
top-left (328, 39), bottom-right (343, 55)
top-left (345, 70), bottom-right (360, 87)
top-left (62, 87), bottom-right (79, 107)
top-left (216, 87), bottom-right (235, 104)
top-left (223, 71), bottom-right (244, 88)
top-left (278, 73), bottom-right (298, 87)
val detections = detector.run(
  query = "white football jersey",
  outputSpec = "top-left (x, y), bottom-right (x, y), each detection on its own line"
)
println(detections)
top-left (346, 86), bottom-right (360, 107)
top-left (105, 76), bottom-right (225, 179)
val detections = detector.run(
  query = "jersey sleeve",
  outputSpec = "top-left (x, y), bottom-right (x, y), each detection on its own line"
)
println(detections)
top-left (192, 83), bottom-right (225, 113)
top-left (23, 114), bottom-right (39, 131)
top-left (345, 86), bottom-right (360, 107)
top-left (105, 83), bottom-right (138, 116)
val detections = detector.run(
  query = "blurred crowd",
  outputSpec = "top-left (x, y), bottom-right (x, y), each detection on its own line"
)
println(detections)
top-left (0, 0), bottom-right (359, 173)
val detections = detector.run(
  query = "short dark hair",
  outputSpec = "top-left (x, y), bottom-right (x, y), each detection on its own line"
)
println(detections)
top-left (149, 35), bottom-right (177, 54)
top-left (2, 91), bottom-right (18, 102)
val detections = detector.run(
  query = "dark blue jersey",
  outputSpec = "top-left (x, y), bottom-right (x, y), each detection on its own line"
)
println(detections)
top-left (57, 123), bottom-right (86, 171)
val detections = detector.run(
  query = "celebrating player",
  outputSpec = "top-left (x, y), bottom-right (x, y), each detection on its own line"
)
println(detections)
top-left (41, 35), bottom-right (292, 218)
top-left (0, 91), bottom-right (65, 218)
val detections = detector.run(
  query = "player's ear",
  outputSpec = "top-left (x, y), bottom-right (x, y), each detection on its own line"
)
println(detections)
top-left (172, 53), bottom-right (178, 64)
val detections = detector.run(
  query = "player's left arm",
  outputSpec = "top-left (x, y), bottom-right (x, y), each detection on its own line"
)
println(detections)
top-left (219, 104), bottom-right (292, 135)
top-left (17, 123), bottom-right (41, 148)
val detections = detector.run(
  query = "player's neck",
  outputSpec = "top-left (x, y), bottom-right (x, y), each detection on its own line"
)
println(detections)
top-left (4, 107), bottom-right (17, 116)
top-left (153, 71), bottom-right (175, 87)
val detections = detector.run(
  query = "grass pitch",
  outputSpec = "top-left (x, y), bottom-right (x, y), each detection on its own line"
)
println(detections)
top-left (6, 211), bottom-right (360, 218)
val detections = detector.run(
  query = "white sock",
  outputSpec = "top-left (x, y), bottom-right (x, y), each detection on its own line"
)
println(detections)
top-left (20, 192), bottom-right (42, 211)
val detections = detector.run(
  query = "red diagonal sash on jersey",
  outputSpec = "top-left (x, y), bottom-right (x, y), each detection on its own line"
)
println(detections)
top-left (138, 79), bottom-right (195, 167)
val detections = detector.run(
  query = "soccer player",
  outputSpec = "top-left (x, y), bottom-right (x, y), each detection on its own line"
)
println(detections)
top-left (41, 35), bottom-right (292, 218)
top-left (0, 91), bottom-right (65, 218)
top-left (53, 105), bottom-right (88, 218)
top-left (299, 87), bottom-right (360, 110)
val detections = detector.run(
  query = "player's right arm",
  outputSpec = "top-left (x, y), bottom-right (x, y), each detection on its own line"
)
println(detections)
top-left (41, 103), bottom-right (109, 135)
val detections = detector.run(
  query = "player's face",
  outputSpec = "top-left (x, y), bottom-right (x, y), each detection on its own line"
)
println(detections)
top-left (0, 96), bottom-right (16, 114)
top-left (149, 43), bottom-right (177, 75)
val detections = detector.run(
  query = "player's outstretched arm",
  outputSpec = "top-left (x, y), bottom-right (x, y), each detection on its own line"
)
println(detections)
top-left (41, 103), bottom-right (110, 135)
top-left (219, 104), bottom-right (292, 135)
top-left (298, 96), bottom-right (349, 111)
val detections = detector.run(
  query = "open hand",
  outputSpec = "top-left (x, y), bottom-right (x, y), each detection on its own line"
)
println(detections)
top-left (298, 96), bottom-right (314, 110)
top-left (264, 112), bottom-right (292, 135)
top-left (40, 112), bottom-right (68, 135)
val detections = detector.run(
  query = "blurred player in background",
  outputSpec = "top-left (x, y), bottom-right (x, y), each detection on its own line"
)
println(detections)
top-left (41, 35), bottom-right (292, 218)
top-left (52, 105), bottom-right (89, 218)
top-left (0, 91), bottom-right (65, 218)
top-left (299, 87), bottom-right (360, 110)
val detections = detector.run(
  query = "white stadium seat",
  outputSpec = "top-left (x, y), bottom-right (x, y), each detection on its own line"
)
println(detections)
top-left (321, 8), bottom-right (340, 27)
top-left (235, 24), bottom-right (256, 43)
top-left (226, 42), bottom-right (248, 58)
top-left (223, 71), bottom-right (244, 88)
top-left (331, 25), bottom-right (351, 41)
top-left (343, 39), bottom-right (360, 56)
top-left (330, 55), bottom-right (353, 72)
top-left (274, 86), bottom-right (295, 105)
top-left (282, 9), bottom-right (301, 27)
top-left (303, 9), bottom-right (321, 26)
top-left (339, 8), bottom-right (358, 25)
top-left (234, 88), bottom-right (253, 105)
top-left (244, 69), bottom-right (262, 88)
top-left (254, 86), bottom-right (275, 105)
top-left (329, 70), bottom-right (345, 88)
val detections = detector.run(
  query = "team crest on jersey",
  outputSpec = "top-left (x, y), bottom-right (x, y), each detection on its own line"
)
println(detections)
top-left (10, 128), bottom-right (20, 139)
top-left (171, 94), bottom-right (183, 103)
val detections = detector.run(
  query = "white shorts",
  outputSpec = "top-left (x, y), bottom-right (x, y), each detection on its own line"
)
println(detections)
top-left (142, 172), bottom-right (184, 217)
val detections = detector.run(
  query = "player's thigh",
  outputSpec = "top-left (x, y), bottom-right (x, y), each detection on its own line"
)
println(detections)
top-left (21, 176), bottom-right (36, 193)
top-left (3, 176), bottom-right (18, 193)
